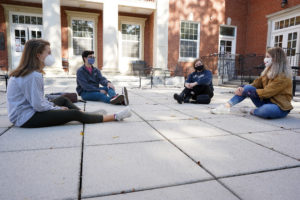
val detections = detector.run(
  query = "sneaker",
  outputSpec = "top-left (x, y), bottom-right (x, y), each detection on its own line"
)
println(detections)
top-left (122, 87), bottom-right (129, 106)
top-left (110, 95), bottom-right (124, 105)
top-left (115, 106), bottom-right (132, 121)
top-left (173, 93), bottom-right (183, 104)
top-left (211, 104), bottom-right (230, 114)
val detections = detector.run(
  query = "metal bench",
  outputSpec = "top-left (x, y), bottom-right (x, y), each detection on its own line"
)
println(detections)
top-left (131, 60), bottom-right (154, 88)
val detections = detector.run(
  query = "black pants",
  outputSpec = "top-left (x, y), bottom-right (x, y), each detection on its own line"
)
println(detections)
top-left (22, 96), bottom-right (103, 128)
top-left (182, 85), bottom-right (214, 101)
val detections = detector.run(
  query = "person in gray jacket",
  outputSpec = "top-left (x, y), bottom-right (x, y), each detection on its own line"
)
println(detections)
top-left (7, 39), bottom-right (131, 128)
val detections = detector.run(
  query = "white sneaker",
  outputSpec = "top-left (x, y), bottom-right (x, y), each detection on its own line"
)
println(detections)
top-left (115, 106), bottom-right (132, 121)
top-left (211, 104), bottom-right (230, 114)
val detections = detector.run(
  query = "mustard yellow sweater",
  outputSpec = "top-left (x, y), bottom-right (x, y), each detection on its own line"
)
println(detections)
top-left (251, 73), bottom-right (293, 111)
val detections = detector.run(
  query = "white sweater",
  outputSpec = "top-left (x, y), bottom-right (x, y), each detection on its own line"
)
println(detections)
top-left (7, 71), bottom-right (60, 127)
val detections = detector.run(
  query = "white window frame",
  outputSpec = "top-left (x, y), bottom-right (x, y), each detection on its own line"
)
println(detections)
top-left (267, 5), bottom-right (300, 49)
top-left (120, 22), bottom-right (142, 60)
top-left (178, 20), bottom-right (200, 62)
top-left (70, 17), bottom-right (96, 57)
top-left (218, 25), bottom-right (237, 55)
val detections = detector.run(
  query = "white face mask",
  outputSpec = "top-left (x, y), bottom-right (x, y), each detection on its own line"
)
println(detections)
top-left (44, 54), bottom-right (55, 66)
top-left (264, 57), bottom-right (272, 67)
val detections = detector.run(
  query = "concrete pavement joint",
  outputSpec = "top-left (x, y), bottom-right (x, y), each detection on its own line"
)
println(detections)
top-left (131, 109), bottom-right (243, 200)
top-left (80, 178), bottom-right (214, 199)
top-left (78, 102), bottom-right (86, 200)
top-left (0, 145), bottom-right (82, 154)
top-left (0, 126), bottom-right (12, 137)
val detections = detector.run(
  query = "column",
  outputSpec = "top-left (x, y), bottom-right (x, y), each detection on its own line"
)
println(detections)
top-left (153, 0), bottom-right (169, 71)
top-left (102, 0), bottom-right (119, 73)
top-left (42, 0), bottom-right (63, 75)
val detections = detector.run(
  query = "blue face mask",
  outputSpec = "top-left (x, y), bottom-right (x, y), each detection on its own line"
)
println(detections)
top-left (87, 57), bottom-right (95, 65)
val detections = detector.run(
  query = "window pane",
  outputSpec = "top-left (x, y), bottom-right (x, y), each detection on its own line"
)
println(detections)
top-left (296, 16), bottom-right (300, 25)
top-left (290, 17), bottom-right (295, 26)
top-left (293, 32), bottom-right (297, 40)
top-left (31, 16), bottom-right (37, 24)
top-left (21, 30), bottom-right (25, 37)
top-left (288, 33), bottom-right (292, 40)
top-left (37, 31), bottom-right (42, 38)
top-left (15, 30), bottom-right (20, 37)
top-left (220, 26), bottom-right (235, 36)
top-left (25, 16), bottom-right (30, 24)
top-left (275, 22), bottom-right (279, 30)
top-left (31, 31), bottom-right (36, 38)
top-left (279, 35), bottom-right (283, 42)
top-left (284, 19), bottom-right (289, 28)
top-left (13, 15), bottom-right (18, 23)
top-left (37, 17), bottom-right (42, 25)
top-left (279, 20), bottom-right (284, 29)
top-left (19, 15), bottom-right (24, 24)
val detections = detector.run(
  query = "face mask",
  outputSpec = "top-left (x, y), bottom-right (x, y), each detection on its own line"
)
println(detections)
top-left (264, 57), bottom-right (272, 67)
top-left (195, 65), bottom-right (204, 71)
top-left (44, 54), bottom-right (55, 66)
top-left (87, 57), bottom-right (95, 65)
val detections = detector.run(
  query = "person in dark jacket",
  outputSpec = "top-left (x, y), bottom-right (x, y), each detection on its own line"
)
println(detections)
top-left (173, 58), bottom-right (214, 104)
top-left (76, 50), bottom-right (129, 105)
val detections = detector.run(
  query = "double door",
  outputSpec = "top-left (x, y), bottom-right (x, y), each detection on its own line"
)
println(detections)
top-left (271, 29), bottom-right (299, 66)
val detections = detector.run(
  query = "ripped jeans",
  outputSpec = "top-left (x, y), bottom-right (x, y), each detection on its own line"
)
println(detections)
top-left (228, 85), bottom-right (290, 119)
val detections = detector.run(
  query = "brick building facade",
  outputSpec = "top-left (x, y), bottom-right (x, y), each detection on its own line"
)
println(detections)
top-left (0, 0), bottom-right (299, 76)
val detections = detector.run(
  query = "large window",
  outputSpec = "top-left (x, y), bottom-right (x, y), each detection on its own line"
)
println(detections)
top-left (72, 19), bottom-right (94, 55)
top-left (121, 24), bottom-right (140, 58)
top-left (179, 21), bottom-right (199, 59)
top-left (287, 32), bottom-right (298, 56)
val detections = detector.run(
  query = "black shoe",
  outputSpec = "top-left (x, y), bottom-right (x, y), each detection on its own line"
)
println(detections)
top-left (173, 93), bottom-right (183, 104)
top-left (122, 87), bottom-right (129, 106)
top-left (110, 95), bottom-right (124, 105)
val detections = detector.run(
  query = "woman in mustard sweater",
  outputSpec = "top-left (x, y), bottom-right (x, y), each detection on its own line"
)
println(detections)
top-left (211, 47), bottom-right (293, 119)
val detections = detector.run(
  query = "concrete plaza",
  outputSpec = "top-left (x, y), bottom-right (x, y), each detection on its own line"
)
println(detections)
top-left (0, 78), bottom-right (300, 200)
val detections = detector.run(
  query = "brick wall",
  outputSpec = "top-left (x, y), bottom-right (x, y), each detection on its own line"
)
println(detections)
top-left (0, 4), bottom-right (8, 70)
top-left (225, 0), bottom-right (247, 55)
top-left (168, 0), bottom-right (225, 73)
top-left (245, 0), bottom-right (300, 55)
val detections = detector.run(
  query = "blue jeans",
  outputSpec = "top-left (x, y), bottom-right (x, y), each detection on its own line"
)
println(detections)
top-left (228, 85), bottom-right (289, 119)
top-left (81, 87), bottom-right (116, 103)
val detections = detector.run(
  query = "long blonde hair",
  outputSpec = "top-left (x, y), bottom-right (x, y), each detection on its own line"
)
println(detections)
top-left (261, 47), bottom-right (292, 79)
top-left (10, 39), bottom-right (49, 77)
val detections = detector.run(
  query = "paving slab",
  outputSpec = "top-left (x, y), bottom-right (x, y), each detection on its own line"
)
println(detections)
top-left (220, 167), bottom-right (300, 200)
top-left (172, 135), bottom-right (300, 177)
top-left (241, 130), bottom-right (300, 159)
top-left (0, 115), bottom-right (12, 127)
top-left (81, 141), bottom-right (212, 197)
top-left (0, 125), bottom-right (82, 152)
top-left (245, 114), bottom-right (300, 129)
top-left (202, 116), bottom-right (282, 134)
top-left (85, 102), bottom-right (143, 122)
top-left (84, 121), bottom-right (164, 145)
top-left (149, 119), bottom-right (229, 139)
top-left (131, 104), bottom-right (171, 111)
top-left (89, 180), bottom-right (239, 200)
top-left (0, 147), bottom-right (81, 200)
top-left (135, 109), bottom-right (191, 121)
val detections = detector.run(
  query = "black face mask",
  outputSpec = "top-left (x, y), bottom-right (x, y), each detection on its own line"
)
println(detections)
top-left (194, 65), bottom-right (204, 71)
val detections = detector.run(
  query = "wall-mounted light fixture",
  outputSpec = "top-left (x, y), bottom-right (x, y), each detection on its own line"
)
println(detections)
top-left (281, 0), bottom-right (288, 8)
